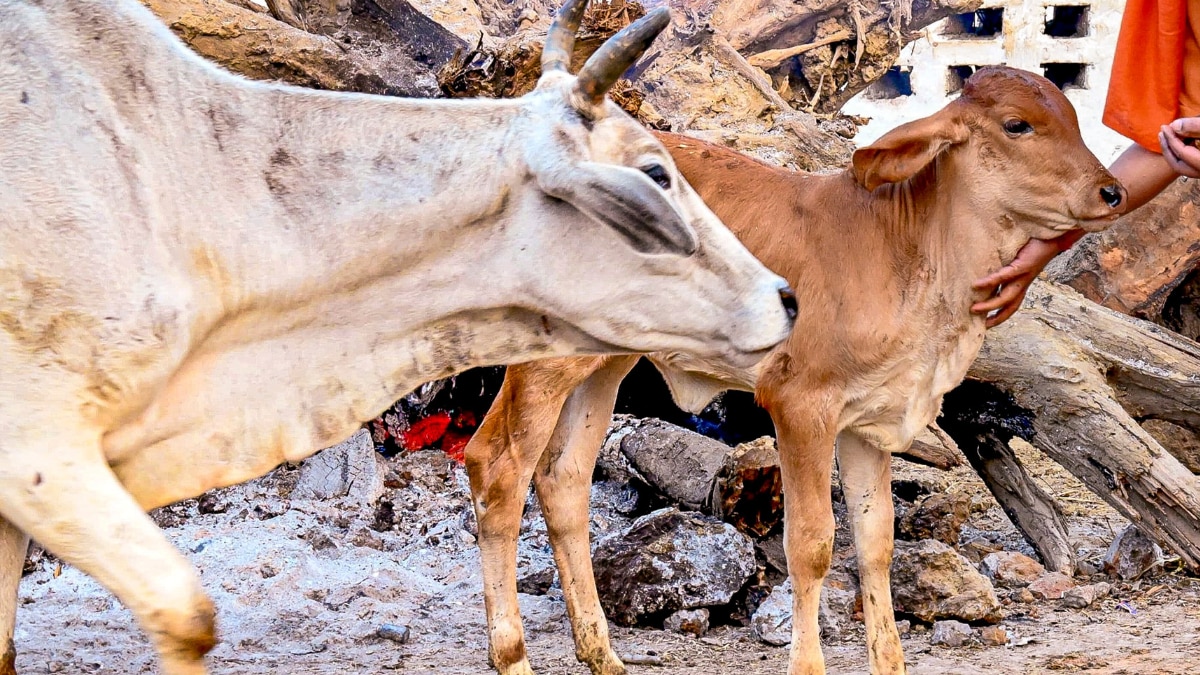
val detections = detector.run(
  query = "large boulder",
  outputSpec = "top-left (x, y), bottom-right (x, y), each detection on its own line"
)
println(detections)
top-left (592, 508), bottom-right (756, 626)
top-left (891, 539), bottom-right (1002, 624)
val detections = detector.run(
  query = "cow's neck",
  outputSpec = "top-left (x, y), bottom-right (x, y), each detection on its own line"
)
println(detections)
top-left (197, 87), bottom-right (526, 312)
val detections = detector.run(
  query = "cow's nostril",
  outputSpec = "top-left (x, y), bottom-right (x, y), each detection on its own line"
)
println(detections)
top-left (779, 285), bottom-right (798, 322)
top-left (1100, 184), bottom-right (1123, 209)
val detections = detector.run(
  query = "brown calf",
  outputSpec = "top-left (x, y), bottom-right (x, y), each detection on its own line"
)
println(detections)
top-left (465, 67), bottom-right (1125, 675)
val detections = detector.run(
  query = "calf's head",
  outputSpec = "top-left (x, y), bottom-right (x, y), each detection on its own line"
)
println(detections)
top-left (500, 0), bottom-right (795, 366)
top-left (852, 66), bottom-right (1125, 240)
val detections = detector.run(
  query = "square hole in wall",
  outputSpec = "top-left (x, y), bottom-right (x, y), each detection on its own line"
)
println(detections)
top-left (865, 66), bottom-right (914, 99)
top-left (947, 65), bottom-right (980, 94)
top-left (1045, 5), bottom-right (1089, 37)
top-left (943, 8), bottom-right (1004, 38)
top-left (1042, 62), bottom-right (1088, 90)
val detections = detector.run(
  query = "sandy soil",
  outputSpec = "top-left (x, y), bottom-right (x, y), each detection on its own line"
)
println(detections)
top-left (13, 442), bottom-right (1200, 675)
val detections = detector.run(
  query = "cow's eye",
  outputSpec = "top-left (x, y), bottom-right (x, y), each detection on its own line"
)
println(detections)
top-left (1004, 119), bottom-right (1033, 136)
top-left (643, 164), bottom-right (671, 189)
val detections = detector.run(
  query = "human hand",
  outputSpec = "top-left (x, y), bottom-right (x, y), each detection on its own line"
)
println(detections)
top-left (971, 233), bottom-right (1081, 328)
top-left (1160, 118), bottom-right (1200, 178)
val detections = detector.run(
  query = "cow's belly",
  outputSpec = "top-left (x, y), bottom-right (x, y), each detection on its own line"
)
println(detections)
top-left (839, 328), bottom-right (985, 453)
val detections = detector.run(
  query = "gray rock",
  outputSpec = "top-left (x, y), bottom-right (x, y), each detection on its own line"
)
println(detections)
top-left (294, 430), bottom-right (384, 505)
top-left (751, 579), bottom-right (795, 646)
top-left (749, 575), bottom-right (859, 646)
top-left (891, 539), bottom-right (1001, 623)
top-left (1061, 582), bottom-right (1111, 609)
top-left (664, 608), bottom-right (710, 637)
top-left (980, 551), bottom-right (1045, 588)
top-left (593, 508), bottom-right (756, 626)
top-left (930, 620), bottom-right (973, 648)
top-left (1103, 525), bottom-right (1164, 580)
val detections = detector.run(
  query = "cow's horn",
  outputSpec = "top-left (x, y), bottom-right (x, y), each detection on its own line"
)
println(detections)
top-left (574, 7), bottom-right (669, 103)
top-left (542, 0), bottom-right (589, 74)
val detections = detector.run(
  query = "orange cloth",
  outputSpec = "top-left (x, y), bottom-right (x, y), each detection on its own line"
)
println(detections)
top-left (1103, 0), bottom-right (1191, 152)
top-left (1181, 0), bottom-right (1200, 116)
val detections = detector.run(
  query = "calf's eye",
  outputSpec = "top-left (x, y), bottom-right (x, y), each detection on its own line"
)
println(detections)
top-left (643, 164), bottom-right (671, 189)
top-left (1003, 119), bottom-right (1033, 136)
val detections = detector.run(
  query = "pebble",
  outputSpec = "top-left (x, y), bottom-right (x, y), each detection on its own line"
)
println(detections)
top-left (378, 623), bottom-right (412, 644)
top-left (930, 620), bottom-right (973, 648)
top-left (979, 625), bottom-right (1008, 646)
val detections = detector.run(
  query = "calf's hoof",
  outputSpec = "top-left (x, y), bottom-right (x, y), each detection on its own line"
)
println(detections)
top-left (495, 660), bottom-right (536, 675)
top-left (582, 649), bottom-right (626, 675)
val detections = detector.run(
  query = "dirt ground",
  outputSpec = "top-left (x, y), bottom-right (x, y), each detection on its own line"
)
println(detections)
top-left (13, 441), bottom-right (1200, 675)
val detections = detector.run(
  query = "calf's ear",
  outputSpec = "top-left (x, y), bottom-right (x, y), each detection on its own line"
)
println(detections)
top-left (539, 162), bottom-right (699, 256)
top-left (851, 106), bottom-right (969, 191)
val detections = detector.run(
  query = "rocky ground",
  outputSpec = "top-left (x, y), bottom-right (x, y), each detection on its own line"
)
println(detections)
top-left (13, 424), bottom-right (1200, 674)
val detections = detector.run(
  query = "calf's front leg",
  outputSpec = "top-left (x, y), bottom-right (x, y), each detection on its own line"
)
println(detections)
top-left (465, 358), bottom-right (610, 675)
top-left (532, 356), bottom-right (637, 675)
top-left (769, 392), bottom-right (838, 675)
top-left (836, 431), bottom-right (905, 674)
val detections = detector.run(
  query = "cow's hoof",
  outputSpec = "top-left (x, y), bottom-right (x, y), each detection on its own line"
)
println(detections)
top-left (583, 649), bottom-right (626, 675)
top-left (1, 639), bottom-right (15, 675)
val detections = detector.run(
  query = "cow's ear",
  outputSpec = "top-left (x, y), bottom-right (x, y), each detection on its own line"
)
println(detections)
top-left (851, 107), bottom-right (969, 191)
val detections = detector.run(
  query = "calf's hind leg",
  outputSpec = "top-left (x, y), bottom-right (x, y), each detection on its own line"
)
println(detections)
top-left (0, 516), bottom-right (26, 675)
top-left (532, 356), bottom-right (637, 675)
top-left (836, 431), bottom-right (905, 674)
top-left (0, 428), bottom-right (215, 675)
top-left (465, 357), bottom-right (610, 675)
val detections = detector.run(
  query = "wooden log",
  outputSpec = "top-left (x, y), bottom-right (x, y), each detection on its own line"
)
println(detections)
top-left (939, 381), bottom-right (1076, 574)
top-left (904, 424), bottom-right (964, 470)
top-left (968, 280), bottom-right (1200, 570)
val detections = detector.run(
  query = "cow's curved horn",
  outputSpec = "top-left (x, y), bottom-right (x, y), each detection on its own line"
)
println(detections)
top-left (542, 0), bottom-right (589, 74)
top-left (575, 7), bottom-right (669, 104)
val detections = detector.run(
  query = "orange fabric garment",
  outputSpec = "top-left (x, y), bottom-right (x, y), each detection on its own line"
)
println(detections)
top-left (1181, 0), bottom-right (1200, 116)
top-left (1103, 0), bottom-right (1191, 152)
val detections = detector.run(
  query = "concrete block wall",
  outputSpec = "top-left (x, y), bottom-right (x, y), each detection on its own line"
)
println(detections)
top-left (843, 0), bottom-right (1131, 164)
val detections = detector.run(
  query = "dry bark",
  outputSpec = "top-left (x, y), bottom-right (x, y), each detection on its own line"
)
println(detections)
top-left (142, 0), bottom-right (445, 96)
top-left (710, 0), bottom-right (980, 112)
top-left (966, 281), bottom-right (1200, 570)
top-left (1048, 178), bottom-right (1200, 329)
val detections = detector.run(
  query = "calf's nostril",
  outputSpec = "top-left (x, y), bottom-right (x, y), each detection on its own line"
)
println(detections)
top-left (778, 285), bottom-right (798, 322)
top-left (1100, 184), bottom-right (1123, 209)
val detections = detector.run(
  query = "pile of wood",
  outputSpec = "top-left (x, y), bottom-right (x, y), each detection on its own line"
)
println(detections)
top-left (136, 0), bottom-right (1200, 575)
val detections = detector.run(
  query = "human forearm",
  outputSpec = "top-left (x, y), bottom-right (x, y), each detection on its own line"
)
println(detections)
top-left (1109, 143), bottom-right (1180, 212)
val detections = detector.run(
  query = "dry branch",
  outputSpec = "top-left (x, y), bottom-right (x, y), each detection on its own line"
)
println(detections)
top-left (939, 382), bottom-right (1075, 574)
top-left (967, 281), bottom-right (1200, 570)
top-left (746, 30), bottom-right (851, 70)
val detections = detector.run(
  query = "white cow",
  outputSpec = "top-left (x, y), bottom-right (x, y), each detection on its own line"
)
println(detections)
top-left (0, 1), bottom-right (796, 672)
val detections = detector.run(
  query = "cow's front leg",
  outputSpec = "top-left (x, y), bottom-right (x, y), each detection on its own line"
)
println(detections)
top-left (0, 428), bottom-right (215, 675)
top-left (0, 516), bottom-right (26, 675)
top-left (466, 358), bottom-right (609, 675)
top-left (836, 431), bottom-right (905, 674)
top-left (532, 356), bottom-right (638, 675)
